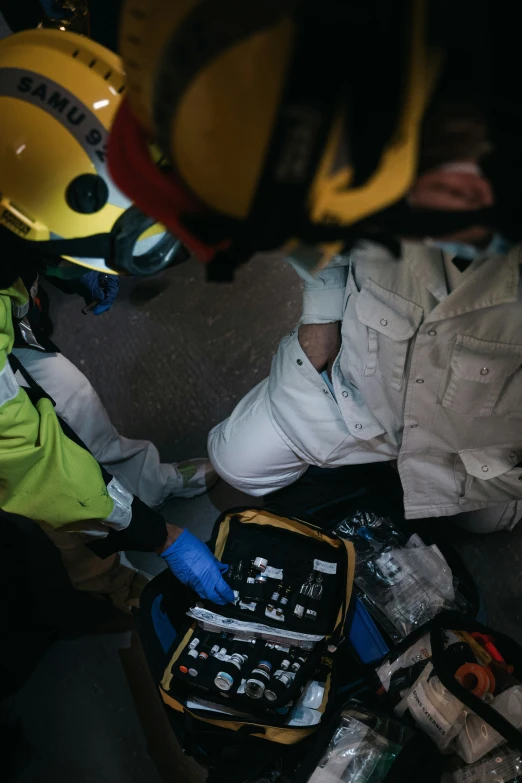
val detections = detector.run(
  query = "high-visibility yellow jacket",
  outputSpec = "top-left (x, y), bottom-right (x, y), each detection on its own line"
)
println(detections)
top-left (0, 279), bottom-right (115, 529)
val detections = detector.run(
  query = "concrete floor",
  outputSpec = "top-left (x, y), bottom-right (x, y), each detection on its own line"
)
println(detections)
top-left (8, 254), bottom-right (522, 782)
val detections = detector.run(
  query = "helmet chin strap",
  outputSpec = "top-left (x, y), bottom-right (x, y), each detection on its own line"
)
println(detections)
top-left (7, 232), bottom-right (114, 265)
top-left (1, 211), bottom-right (190, 278)
top-left (344, 200), bottom-right (500, 243)
top-left (203, 201), bottom-right (500, 282)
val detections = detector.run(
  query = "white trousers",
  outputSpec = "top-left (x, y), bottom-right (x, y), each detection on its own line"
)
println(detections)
top-left (208, 378), bottom-right (522, 534)
top-left (13, 348), bottom-right (178, 595)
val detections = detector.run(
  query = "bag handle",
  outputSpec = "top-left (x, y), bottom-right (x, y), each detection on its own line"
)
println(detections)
top-left (430, 612), bottom-right (522, 753)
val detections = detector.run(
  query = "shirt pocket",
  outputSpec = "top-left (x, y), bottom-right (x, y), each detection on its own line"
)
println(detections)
top-left (456, 447), bottom-right (522, 504)
top-left (351, 279), bottom-right (423, 391)
top-left (442, 335), bottom-right (522, 417)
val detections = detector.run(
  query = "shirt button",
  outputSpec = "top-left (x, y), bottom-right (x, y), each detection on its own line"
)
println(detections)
top-left (480, 367), bottom-right (489, 376)
top-left (296, 359), bottom-right (303, 366)
top-left (342, 391), bottom-right (349, 398)
top-left (481, 465), bottom-right (489, 472)
top-left (354, 423), bottom-right (362, 430)
top-left (380, 318), bottom-right (388, 326)
top-left (428, 329), bottom-right (437, 336)
top-left (510, 451), bottom-right (517, 458)
top-left (416, 378), bottom-right (425, 384)
top-left (323, 388), bottom-right (329, 394)
top-left (410, 424), bottom-right (418, 428)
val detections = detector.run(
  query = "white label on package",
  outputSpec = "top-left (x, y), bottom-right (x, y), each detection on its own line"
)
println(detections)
top-left (406, 679), bottom-right (453, 749)
top-left (313, 559), bottom-right (337, 575)
top-left (187, 607), bottom-right (324, 643)
top-left (273, 670), bottom-right (295, 683)
top-left (376, 632), bottom-right (432, 693)
top-left (265, 566), bottom-right (283, 580)
top-left (265, 606), bottom-right (285, 622)
top-left (406, 533), bottom-right (424, 549)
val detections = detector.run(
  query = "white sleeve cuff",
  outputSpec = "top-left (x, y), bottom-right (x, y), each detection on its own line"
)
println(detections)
top-left (104, 478), bottom-right (133, 531)
top-left (286, 248), bottom-right (348, 324)
top-left (301, 266), bottom-right (347, 323)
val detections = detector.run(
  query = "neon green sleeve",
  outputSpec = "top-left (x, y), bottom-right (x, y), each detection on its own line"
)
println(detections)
top-left (0, 293), bottom-right (114, 529)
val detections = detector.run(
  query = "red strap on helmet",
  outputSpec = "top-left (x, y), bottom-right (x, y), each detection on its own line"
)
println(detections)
top-left (107, 98), bottom-right (230, 263)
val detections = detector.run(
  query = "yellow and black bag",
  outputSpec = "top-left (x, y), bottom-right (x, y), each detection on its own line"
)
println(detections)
top-left (158, 508), bottom-right (355, 782)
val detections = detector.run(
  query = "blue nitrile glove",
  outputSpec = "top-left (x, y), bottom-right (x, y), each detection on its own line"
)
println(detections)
top-left (79, 271), bottom-right (119, 315)
top-left (160, 529), bottom-right (235, 605)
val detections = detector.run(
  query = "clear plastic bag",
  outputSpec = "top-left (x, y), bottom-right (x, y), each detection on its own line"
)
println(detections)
top-left (443, 747), bottom-right (522, 782)
top-left (355, 546), bottom-right (456, 641)
top-left (375, 631), bottom-right (433, 694)
top-left (455, 686), bottom-right (522, 763)
top-left (333, 512), bottom-right (407, 560)
top-left (377, 633), bottom-right (522, 764)
top-left (334, 511), bottom-right (460, 641)
top-left (390, 662), bottom-right (466, 751)
top-left (307, 711), bottom-right (401, 783)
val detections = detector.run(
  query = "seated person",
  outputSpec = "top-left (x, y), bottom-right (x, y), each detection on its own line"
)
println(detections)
top-left (209, 239), bottom-right (522, 535)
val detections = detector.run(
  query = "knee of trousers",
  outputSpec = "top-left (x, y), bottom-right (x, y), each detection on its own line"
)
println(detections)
top-left (207, 422), bottom-right (268, 497)
top-left (452, 500), bottom-right (522, 534)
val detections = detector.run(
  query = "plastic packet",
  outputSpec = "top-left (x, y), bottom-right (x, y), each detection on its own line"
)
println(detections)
top-left (333, 513), bottom-right (407, 563)
top-left (298, 680), bottom-right (326, 709)
top-left (405, 536), bottom-right (470, 614)
top-left (287, 707), bottom-right (322, 727)
top-left (307, 710), bottom-right (402, 783)
top-left (443, 747), bottom-right (522, 782)
top-left (376, 631), bottom-right (433, 694)
top-left (334, 512), bottom-right (461, 640)
top-left (455, 685), bottom-right (522, 763)
top-left (355, 546), bottom-right (457, 641)
top-left (377, 631), bottom-right (522, 764)
top-left (393, 662), bottom-right (466, 751)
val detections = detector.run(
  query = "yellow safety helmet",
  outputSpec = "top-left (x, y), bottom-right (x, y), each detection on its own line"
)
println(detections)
top-left (108, 0), bottom-right (447, 279)
top-left (0, 28), bottom-right (184, 276)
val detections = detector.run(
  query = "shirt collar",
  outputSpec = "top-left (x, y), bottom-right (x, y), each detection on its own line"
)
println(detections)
top-left (403, 241), bottom-right (521, 315)
top-left (429, 245), bottom-right (521, 321)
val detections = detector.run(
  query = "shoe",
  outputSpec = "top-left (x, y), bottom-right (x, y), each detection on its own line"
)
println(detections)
top-left (169, 458), bottom-right (218, 499)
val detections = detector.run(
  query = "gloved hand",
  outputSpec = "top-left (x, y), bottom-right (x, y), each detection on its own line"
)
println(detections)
top-left (79, 271), bottom-right (119, 315)
top-left (160, 529), bottom-right (235, 605)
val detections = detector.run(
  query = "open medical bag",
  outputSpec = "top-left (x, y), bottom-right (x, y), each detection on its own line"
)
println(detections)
top-left (374, 611), bottom-right (522, 782)
top-left (161, 509), bottom-right (355, 745)
top-left (156, 508), bottom-right (355, 781)
top-left (134, 482), bottom-right (488, 781)
top-left (287, 612), bottom-right (522, 782)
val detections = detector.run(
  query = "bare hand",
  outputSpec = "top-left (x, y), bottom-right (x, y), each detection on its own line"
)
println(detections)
top-left (298, 322), bottom-right (341, 376)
